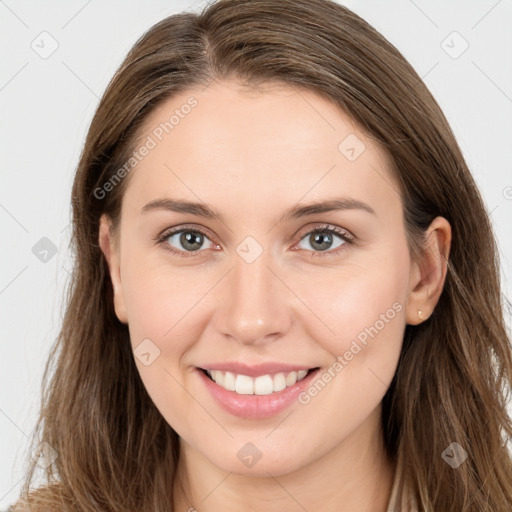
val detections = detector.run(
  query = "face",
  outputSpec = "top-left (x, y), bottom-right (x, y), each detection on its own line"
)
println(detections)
top-left (100, 79), bottom-right (421, 477)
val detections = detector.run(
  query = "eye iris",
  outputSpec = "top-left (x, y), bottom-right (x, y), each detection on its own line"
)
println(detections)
top-left (180, 231), bottom-right (203, 251)
top-left (310, 231), bottom-right (332, 251)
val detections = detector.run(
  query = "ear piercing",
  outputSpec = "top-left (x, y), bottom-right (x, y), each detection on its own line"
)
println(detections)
top-left (418, 310), bottom-right (424, 320)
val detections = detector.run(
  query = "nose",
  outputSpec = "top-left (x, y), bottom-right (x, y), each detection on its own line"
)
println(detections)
top-left (214, 251), bottom-right (293, 346)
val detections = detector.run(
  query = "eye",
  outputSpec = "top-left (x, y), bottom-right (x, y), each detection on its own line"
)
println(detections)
top-left (294, 224), bottom-right (354, 257)
top-left (156, 223), bottom-right (354, 258)
top-left (156, 225), bottom-right (218, 257)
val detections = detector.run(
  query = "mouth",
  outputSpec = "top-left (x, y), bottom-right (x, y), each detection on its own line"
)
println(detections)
top-left (198, 367), bottom-right (320, 396)
top-left (196, 366), bottom-right (322, 419)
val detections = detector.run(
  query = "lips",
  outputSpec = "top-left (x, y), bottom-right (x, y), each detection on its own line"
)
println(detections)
top-left (196, 366), bottom-right (322, 419)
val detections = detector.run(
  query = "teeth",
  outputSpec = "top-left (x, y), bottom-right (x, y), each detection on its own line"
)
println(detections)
top-left (255, 375), bottom-right (274, 395)
top-left (285, 371), bottom-right (297, 387)
top-left (214, 370), bottom-right (225, 387)
top-left (236, 374), bottom-right (254, 394)
top-left (273, 373), bottom-right (287, 392)
top-left (206, 368), bottom-right (311, 395)
top-left (223, 371), bottom-right (235, 391)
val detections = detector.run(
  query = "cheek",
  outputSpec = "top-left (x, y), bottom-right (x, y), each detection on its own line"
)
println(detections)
top-left (289, 253), bottom-right (409, 438)
top-left (119, 256), bottom-right (211, 422)
top-left (121, 257), bottom-right (206, 348)
top-left (121, 266), bottom-right (170, 344)
top-left (296, 246), bottom-right (410, 373)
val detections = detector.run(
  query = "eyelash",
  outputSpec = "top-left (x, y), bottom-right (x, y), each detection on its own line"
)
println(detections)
top-left (155, 223), bottom-right (355, 259)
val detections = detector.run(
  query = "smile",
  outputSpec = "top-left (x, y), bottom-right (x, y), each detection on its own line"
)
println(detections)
top-left (196, 367), bottom-right (322, 419)
top-left (204, 368), bottom-right (313, 395)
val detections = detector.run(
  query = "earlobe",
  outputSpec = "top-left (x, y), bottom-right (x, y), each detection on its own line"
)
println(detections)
top-left (98, 214), bottom-right (128, 324)
top-left (405, 216), bottom-right (451, 325)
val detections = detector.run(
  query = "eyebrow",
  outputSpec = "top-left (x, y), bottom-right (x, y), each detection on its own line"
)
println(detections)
top-left (140, 197), bottom-right (376, 223)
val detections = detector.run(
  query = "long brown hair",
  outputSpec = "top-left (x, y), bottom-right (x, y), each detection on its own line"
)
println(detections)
top-left (14, 0), bottom-right (512, 510)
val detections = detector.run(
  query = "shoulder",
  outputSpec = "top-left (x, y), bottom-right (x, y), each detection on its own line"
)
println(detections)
top-left (8, 484), bottom-right (71, 512)
top-left (9, 501), bottom-right (67, 512)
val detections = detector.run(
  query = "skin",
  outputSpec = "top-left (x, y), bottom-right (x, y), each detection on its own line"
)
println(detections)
top-left (99, 79), bottom-right (451, 511)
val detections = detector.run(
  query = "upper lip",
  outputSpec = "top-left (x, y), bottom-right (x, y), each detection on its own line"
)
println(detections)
top-left (198, 362), bottom-right (319, 377)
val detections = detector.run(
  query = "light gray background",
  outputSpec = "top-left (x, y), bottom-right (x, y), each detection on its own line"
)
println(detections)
top-left (1, 0), bottom-right (511, 507)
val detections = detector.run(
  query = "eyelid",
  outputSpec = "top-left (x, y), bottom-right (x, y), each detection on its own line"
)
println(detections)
top-left (290, 223), bottom-right (355, 258)
top-left (154, 223), bottom-right (219, 257)
top-left (294, 223), bottom-right (355, 243)
top-left (155, 223), bottom-right (215, 242)
top-left (155, 222), bottom-right (355, 257)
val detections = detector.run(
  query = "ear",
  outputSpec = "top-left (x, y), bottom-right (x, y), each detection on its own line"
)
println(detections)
top-left (98, 214), bottom-right (128, 324)
top-left (405, 216), bottom-right (451, 325)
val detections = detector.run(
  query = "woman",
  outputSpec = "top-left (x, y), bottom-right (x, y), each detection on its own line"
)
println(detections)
top-left (13, 0), bottom-right (512, 510)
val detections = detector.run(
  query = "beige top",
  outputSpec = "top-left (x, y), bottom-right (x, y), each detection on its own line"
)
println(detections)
top-left (385, 463), bottom-right (419, 512)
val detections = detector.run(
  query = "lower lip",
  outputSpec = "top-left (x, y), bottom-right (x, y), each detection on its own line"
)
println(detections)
top-left (196, 367), bottom-right (320, 419)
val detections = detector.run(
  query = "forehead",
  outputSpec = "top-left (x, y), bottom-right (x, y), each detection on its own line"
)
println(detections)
top-left (122, 79), bottom-right (400, 221)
